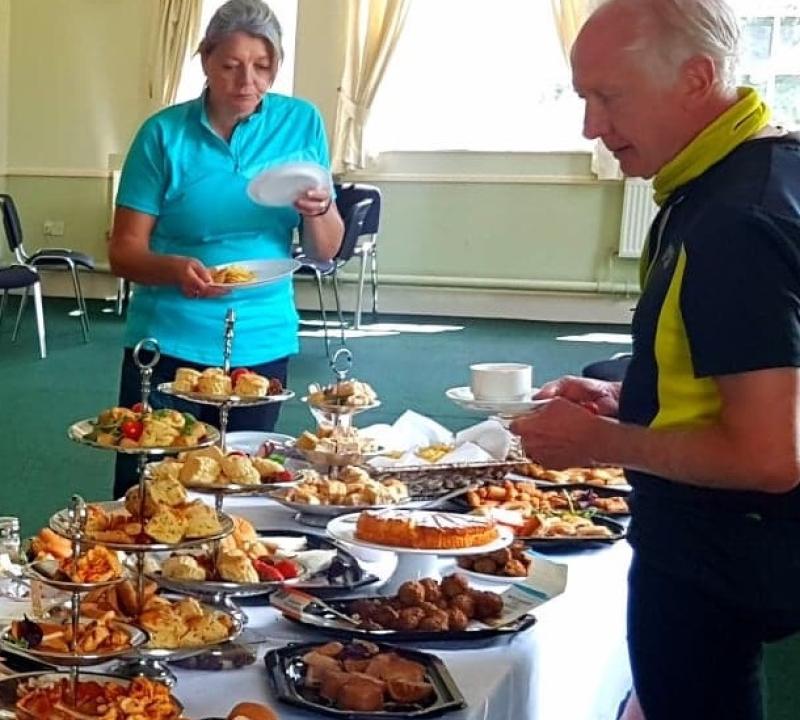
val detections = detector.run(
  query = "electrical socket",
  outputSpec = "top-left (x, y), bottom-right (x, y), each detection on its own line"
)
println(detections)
top-left (43, 220), bottom-right (65, 237)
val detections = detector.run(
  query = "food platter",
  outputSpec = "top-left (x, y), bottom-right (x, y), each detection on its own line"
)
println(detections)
top-left (279, 595), bottom-right (536, 642)
top-left (157, 382), bottom-right (295, 407)
top-left (0, 671), bottom-right (184, 719)
top-left (265, 640), bottom-right (467, 719)
top-left (67, 419), bottom-right (220, 455)
top-left (0, 621), bottom-right (147, 667)
top-left (267, 490), bottom-right (408, 528)
top-left (24, 560), bottom-right (127, 593)
top-left (289, 440), bottom-right (388, 468)
top-left (369, 461), bottom-right (527, 498)
top-left (48, 501), bottom-right (234, 552)
top-left (326, 514), bottom-right (515, 557)
top-left (517, 515), bottom-right (627, 550)
top-left (302, 395), bottom-right (382, 416)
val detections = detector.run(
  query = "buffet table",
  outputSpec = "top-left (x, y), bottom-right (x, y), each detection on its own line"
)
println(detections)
top-left (174, 497), bottom-right (633, 720)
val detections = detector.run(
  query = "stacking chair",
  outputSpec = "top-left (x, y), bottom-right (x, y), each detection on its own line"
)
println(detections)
top-left (335, 183), bottom-right (382, 328)
top-left (294, 197), bottom-right (374, 351)
top-left (0, 264), bottom-right (46, 358)
top-left (0, 194), bottom-right (94, 342)
top-left (582, 353), bottom-right (632, 382)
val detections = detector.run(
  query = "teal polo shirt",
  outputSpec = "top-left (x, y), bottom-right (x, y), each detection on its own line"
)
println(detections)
top-left (116, 92), bottom-right (331, 365)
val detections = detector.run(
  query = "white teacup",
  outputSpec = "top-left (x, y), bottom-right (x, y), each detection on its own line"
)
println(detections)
top-left (470, 363), bottom-right (533, 401)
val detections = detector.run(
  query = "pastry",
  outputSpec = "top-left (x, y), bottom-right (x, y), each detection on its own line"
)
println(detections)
top-left (179, 455), bottom-right (222, 487)
top-left (139, 418), bottom-right (180, 447)
top-left (355, 510), bottom-right (498, 549)
top-left (221, 454), bottom-right (261, 485)
top-left (233, 371), bottom-right (270, 397)
top-left (251, 456), bottom-right (285, 478)
top-left (173, 367), bottom-right (201, 392)
top-left (217, 549), bottom-right (259, 583)
top-left (162, 555), bottom-right (206, 581)
top-left (183, 503), bottom-right (223, 538)
top-left (145, 506), bottom-right (188, 544)
top-left (147, 460), bottom-right (182, 484)
top-left (197, 368), bottom-right (232, 395)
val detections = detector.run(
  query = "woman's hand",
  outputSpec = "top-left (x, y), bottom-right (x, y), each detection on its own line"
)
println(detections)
top-left (294, 187), bottom-right (333, 218)
top-left (175, 257), bottom-right (229, 299)
top-left (534, 375), bottom-right (621, 417)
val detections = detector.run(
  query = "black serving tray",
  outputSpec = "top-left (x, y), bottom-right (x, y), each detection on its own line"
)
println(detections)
top-left (280, 595), bottom-right (536, 643)
top-left (264, 640), bottom-right (466, 719)
top-left (518, 514), bottom-right (627, 551)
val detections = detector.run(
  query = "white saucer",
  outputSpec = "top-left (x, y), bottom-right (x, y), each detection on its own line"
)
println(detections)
top-left (247, 162), bottom-right (333, 207)
top-left (445, 386), bottom-right (550, 414)
top-left (210, 259), bottom-right (300, 289)
top-left (226, 431), bottom-right (294, 455)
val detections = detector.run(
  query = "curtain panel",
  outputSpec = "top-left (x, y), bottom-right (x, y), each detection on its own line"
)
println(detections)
top-left (149, 0), bottom-right (203, 109)
top-left (331, 0), bottom-right (411, 174)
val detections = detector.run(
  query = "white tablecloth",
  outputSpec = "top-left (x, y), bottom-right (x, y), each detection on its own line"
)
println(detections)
top-left (173, 497), bottom-right (633, 720)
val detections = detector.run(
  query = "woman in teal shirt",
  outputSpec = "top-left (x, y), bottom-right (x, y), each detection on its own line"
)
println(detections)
top-left (109, 0), bottom-right (343, 494)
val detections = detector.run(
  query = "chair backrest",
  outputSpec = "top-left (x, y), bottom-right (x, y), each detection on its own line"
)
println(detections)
top-left (0, 194), bottom-right (24, 257)
top-left (336, 197), bottom-right (374, 263)
top-left (334, 183), bottom-right (381, 236)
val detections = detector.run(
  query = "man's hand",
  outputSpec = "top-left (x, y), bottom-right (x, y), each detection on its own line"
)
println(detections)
top-left (510, 398), bottom-right (612, 469)
top-left (535, 375), bottom-right (621, 417)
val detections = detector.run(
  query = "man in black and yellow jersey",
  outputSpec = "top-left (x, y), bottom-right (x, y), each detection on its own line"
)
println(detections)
top-left (512, 1), bottom-right (800, 719)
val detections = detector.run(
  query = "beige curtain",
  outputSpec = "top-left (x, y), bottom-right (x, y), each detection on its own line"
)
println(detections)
top-left (331, 0), bottom-right (411, 174)
top-left (149, 0), bottom-right (203, 108)
top-left (550, 0), bottom-right (621, 179)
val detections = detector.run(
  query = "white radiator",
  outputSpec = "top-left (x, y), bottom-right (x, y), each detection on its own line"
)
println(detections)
top-left (618, 178), bottom-right (658, 258)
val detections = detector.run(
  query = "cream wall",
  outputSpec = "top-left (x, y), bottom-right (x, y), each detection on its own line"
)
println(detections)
top-left (0, 0), bottom-right (10, 204)
top-left (0, 0), bottom-right (638, 319)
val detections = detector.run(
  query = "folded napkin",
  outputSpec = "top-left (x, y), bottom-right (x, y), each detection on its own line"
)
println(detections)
top-left (455, 419), bottom-right (513, 461)
top-left (361, 410), bottom-right (453, 452)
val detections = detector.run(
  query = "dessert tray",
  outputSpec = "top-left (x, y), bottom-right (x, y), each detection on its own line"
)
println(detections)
top-left (67, 419), bottom-right (220, 456)
top-left (49, 501), bottom-right (234, 552)
top-left (157, 382), bottom-right (294, 407)
top-left (264, 640), bottom-right (466, 719)
top-left (516, 515), bottom-right (627, 549)
top-left (24, 558), bottom-right (127, 593)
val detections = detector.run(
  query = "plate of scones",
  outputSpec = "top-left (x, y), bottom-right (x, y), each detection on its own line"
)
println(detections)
top-left (160, 366), bottom-right (294, 406)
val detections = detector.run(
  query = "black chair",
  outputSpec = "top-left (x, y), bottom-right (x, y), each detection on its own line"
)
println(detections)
top-left (335, 183), bottom-right (382, 328)
top-left (294, 196), bottom-right (374, 351)
top-left (582, 353), bottom-right (632, 382)
top-left (0, 194), bottom-right (93, 342)
top-left (0, 264), bottom-right (46, 358)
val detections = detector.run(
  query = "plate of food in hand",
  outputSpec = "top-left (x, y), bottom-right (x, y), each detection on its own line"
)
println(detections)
top-left (264, 639), bottom-right (466, 718)
top-left (3, 673), bottom-right (184, 720)
top-left (208, 258), bottom-right (301, 288)
top-left (276, 572), bottom-right (535, 642)
top-left (460, 479), bottom-right (629, 517)
top-left (147, 446), bottom-right (295, 495)
top-left (68, 406), bottom-right (219, 455)
top-left (49, 478), bottom-right (233, 551)
top-left (268, 467), bottom-right (411, 523)
top-left (159, 366), bottom-right (294, 406)
top-left (327, 509), bottom-right (514, 556)
top-left (1, 615), bottom-right (147, 666)
top-left (304, 379), bottom-right (380, 415)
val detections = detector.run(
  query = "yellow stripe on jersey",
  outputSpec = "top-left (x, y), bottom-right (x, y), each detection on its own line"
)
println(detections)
top-left (651, 247), bottom-right (722, 429)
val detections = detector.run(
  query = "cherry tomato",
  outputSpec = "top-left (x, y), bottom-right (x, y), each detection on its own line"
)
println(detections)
top-left (121, 420), bottom-right (144, 441)
top-left (230, 368), bottom-right (252, 385)
top-left (273, 559), bottom-right (300, 579)
top-left (252, 559), bottom-right (284, 582)
top-left (131, 402), bottom-right (143, 414)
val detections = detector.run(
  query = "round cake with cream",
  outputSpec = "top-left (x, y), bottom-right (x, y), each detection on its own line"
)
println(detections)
top-left (355, 509), bottom-right (499, 550)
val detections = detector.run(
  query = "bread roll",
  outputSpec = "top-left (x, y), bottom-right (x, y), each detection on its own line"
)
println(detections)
top-left (227, 702), bottom-right (279, 720)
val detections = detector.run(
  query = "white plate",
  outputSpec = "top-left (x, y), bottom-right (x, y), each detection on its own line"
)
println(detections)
top-left (209, 258), bottom-right (301, 289)
top-left (225, 431), bottom-right (295, 455)
top-left (247, 162), bottom-right (333, 207)
top-left (157, 382), bottom-right (295, 407)
top-left (445, 386), bottom-right (550, 414)
top-left (326, 513), bottom-right (514, 556)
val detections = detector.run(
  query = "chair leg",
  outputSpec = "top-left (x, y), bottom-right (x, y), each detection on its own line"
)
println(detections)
top-left (355, 250), bottom-right (369, 330)
top-left (369, 242), bottom-right (378, 316)
top-left (0, 290), bottom-right (6, 329)
top-left (31, 281), bottom-right (47, 359)
top-left (12, 286), bottom-right (29, 342)
top-left (313, 269), bottom-right (331, 357)
top-left (115, 278), bottom-right (129, 316)
top-left (67, 263), bottom-right (90, 342)
top-left (331, 268), bottom-right (346, 332)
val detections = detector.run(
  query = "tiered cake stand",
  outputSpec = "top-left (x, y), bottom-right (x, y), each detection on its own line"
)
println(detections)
top-left (63, 338), bottom-right (239, 684)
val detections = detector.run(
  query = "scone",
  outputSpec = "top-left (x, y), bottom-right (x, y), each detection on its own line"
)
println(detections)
top-left (197, 368), bottom-right (232, 396)
top-left (233, 372), bottom-right (269, 397)
top-left (147, 460), bottom-right (182, 484)
top-left (217, 549), bottom-right (259, 583)
top-left (173, 367), bottom-right (201, 392)
top-left (172, 597), bottom-right (205, 621)
top-left (139, 607), bottom-right (187, 649)
top-left (149, 475), bottom-right (187, 507)
top-left (182, 446), bottom-right (225, 464)
top-left (179, 455), bottom-right (221, 487)
top-left (220, 455), bottom-right (260, 485)
top-left (162, 555), bottom-right (206, 581)
top-left (252, 457), bottom-right (286, 479)
top-left (295, 431), bottom-right (319, 451)
top-left (182, 503), bottom-right (223, 538)
top-left (145, 506), bottom-right (188, 544)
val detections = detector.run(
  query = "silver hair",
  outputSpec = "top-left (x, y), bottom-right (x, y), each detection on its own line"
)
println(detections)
top-left (611, 0), bottom-right (740, 88)
top-left (199, 0), bottom-right (283, 67)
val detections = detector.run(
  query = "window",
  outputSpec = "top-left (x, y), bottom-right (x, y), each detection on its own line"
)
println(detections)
top-left (367, 0), bottom-right (591, 154)
top-left (733, 1), bottom-right (800, 127)
top-left (368, 1), bottom-right (800, 156)
top-left (175, 0), bottom-right (297, 104)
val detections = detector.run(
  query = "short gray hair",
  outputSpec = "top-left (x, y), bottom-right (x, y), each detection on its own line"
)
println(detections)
top-left (199, 0), bottom-right (283, 67)
top-left (612, 0), bottom-right (740, 88)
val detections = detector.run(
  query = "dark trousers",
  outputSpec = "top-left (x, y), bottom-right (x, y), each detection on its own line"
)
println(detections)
top-left (113, 347), bottom-right (289, 497)
top-left (628, 553), bottom-right (800, 720)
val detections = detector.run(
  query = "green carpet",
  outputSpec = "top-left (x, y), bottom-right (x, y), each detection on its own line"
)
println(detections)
top-left (1, 296), bottom-right (797, 718)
